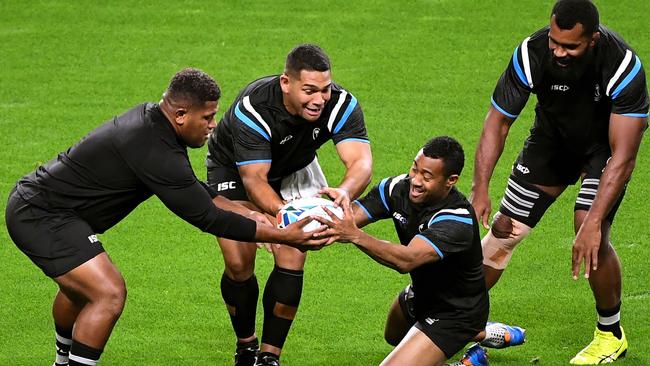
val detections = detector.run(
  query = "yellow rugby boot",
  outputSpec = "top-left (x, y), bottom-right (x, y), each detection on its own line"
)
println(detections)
top-left (570, 327), bottom-right (627, 364)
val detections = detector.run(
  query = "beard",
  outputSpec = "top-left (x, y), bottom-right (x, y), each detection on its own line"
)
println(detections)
top-left (546, 47), bottom-right (595, 83)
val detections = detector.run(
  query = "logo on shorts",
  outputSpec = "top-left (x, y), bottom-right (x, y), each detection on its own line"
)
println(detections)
top-left (88, 235), bottom-right (99, 244)
top-left (594, 83), bottom-right (601, 101)
top-left (551, 84), bottom-right (570, 92)
top-left (217, 181), bottom-right (236, 191)
top-left (418, 224), bottom-right (425, 232)
top-left (312, 128), bottom-right (320, 140)
top-left (516, 163), bottom-right (530, 174)
top-left (424, 318), bottom-right (439, 325)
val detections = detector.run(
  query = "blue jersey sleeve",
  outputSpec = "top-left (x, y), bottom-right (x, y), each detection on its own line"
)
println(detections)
top-left (355, 176), bottom-right (401, 221)
top-left (230, 99), bottom-right (273, 166)
top-left (327, 91), bottom-right (369, 145)
top-left (491, 37), bottom-right (539, 119)
top-left (604, 50), bottom-right (649, 118)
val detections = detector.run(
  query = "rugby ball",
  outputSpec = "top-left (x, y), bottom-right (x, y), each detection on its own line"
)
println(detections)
top-left (276, 197), bottom-right (343, 232)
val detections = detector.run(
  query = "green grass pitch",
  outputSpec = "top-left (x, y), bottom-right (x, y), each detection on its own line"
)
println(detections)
top-left (1, 1), bottom-right (649, 364)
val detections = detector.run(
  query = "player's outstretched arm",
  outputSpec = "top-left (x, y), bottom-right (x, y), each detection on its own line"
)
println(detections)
top-left (572, 114), bottom-right (646, 279)
top-left (317, 204), bottom-right (440, 273)
top-left (471, 106), bottom-right (515, 229)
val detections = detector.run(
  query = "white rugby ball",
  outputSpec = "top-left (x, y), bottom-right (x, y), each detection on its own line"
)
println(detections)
top-left (276, 197), bottom-right (343, 232)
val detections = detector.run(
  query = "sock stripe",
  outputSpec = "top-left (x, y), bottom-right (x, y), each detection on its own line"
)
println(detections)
top-left (69, 354), bottom-right (98, 366)
top-left (599, 312), bottom-right (621, 326)
top-left (56, 333), bottom-right (73, 346)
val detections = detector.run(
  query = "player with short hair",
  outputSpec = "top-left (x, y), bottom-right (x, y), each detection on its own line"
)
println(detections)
top-left (318, 136), bottom-right (524, 366)
top-left (205, 44), bottom-right (372, 366)
top-left (470, 0), bottom-right (648, 363)
top-left (5, 68), bottom-right (328, 366)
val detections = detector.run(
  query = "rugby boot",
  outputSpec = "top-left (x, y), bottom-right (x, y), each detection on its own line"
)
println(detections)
top-left (255, 352), bottom-right (280, 366)
top-left (570, 327), bottom-right (627, 364)
top-left (234, 340), bottom-right (259, 366)
top-left (445, 343), bottom-right (489, 366)
top-left (481, 321), bottom-right (526, 349)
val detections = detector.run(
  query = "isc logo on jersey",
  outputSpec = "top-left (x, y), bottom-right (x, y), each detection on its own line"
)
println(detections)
top-left (276, 197), bottom-right (343, 232)
top-left (551, 84), bottom-right (570, 92)
top-left (393, 212), bottom-right (407, 225)
top-left (217, 181), bottom-right (236, 191)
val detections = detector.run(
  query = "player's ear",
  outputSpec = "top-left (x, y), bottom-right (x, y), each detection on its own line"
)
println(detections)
top-left (446, 174), bottom-right (459, 188)
top-left (280, 73), bottom-right (291, 94)
top-left (590, 31), bottom-right (600, 47)
top-left (174, 107), bottom-right (188, 125)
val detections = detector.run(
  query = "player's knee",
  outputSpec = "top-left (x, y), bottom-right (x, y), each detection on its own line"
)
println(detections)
top-left (273, 247), bottom-right (307, 270)
top-left (384, 328), bottom-right (402, 347)
top-left (491, 212), bottom-right (513, 238)
top-left (97, 279), bottom-right (127, 318)
top-left (224, 259), bottom-right (255, 281)
top-left (482, 215), bottom-right (531, 270)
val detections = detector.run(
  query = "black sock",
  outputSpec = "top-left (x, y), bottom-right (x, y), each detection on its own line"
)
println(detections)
top-left (68, 340), bottom-right (102, 366)
top-left (597, 302), bottom-right (622, 339)
top-left (262, 266), bottom-right (303, 349)
top-left (54, 324), bottom-right (73, 366)
top-left (221, 273), bottom-right (259, 339)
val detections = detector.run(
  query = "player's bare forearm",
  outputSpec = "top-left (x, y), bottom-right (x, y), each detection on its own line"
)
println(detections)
top-left (354, 243), bottom-right (403, 272)
top-left (245, 181), bottom-right (284, 216)
top-left (212, 196), bottom-right (253, 217)
top-left (335, 141), bottom-right (373, 199)
top-left (352, 232), bottom-right (426, 274)
top-left (472, 107), bottom-right (514, 193)
top-left (584, 115), bottom-right (645, 224)
top-left (239, 163), bottom-right (284, 215)
top-left (338, 161), bottom-right (372, 200)
top-left (584, 157), bottom-right (635, 226)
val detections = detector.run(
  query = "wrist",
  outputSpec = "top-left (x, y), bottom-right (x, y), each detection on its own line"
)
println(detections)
top-left (471, 182), bottom-right (489, 194)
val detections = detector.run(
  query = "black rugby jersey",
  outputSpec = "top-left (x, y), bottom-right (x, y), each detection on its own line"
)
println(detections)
top-left (492, 25), bottom-right (649, 153)
top-left (355, 175), bottom-right (488, 319)
top-left (15, 103), bottom-right (256, 241)
top-left (206, 75), bottom-right (368, 181)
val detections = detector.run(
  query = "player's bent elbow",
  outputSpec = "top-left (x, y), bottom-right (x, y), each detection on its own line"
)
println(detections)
top-left (394, 261), bottom-right (414, 274)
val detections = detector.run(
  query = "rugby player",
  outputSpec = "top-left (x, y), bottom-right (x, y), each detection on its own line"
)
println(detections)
top-left (470, 0), bottom-right (648, 363)
top-left (5, 68), bottom-right (329, 366)
top-left (205, 44), bottom-right (372, 366)
top-left (318, 137), bottom-right (522, 366)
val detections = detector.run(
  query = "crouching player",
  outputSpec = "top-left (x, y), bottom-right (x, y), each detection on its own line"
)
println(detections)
top-left (318, 136), bottom-right (524, 366)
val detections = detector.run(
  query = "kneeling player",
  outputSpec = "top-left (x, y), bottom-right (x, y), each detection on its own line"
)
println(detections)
top-left (319, 136), bottom-right (524, 366)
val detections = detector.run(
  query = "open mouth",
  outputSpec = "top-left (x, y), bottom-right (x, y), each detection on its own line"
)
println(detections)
top-left (410, 185), bottom-right (424, 199)
top-left (554, 58), bottom-right (571, 68)
top-left (304, 106), bottom-right (322, 117)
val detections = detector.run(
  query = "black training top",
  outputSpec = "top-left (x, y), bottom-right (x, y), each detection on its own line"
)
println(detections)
top-left (206, 75), bottom-right (369, 181)
top-left (15, 103), bottom-right (256, 241)
top-left (355, 174), bottom-right (488, 319)
top-left (492, 25), bottom-right (649, 154)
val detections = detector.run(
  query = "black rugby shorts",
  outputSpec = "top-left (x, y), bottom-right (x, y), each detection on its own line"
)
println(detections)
top-left (5, 188), bottom-right (105, 278)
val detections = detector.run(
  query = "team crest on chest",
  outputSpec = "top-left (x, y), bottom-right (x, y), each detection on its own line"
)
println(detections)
top-left (312, 128), bottom-right (320, 140)
top-left (594, 83), bottom-right (601, 101)
top-left (280, 135), bottom-right (293, 145)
